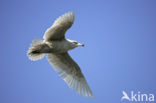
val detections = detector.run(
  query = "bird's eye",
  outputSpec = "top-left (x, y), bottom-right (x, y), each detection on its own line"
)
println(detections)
top-left (73, 42), bottom-right (78, 44)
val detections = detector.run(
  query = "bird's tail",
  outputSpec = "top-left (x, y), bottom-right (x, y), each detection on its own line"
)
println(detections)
top-left (27, 38), bottom-right (46, 61)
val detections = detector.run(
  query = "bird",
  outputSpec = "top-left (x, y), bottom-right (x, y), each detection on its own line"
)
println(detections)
top-left (27, 12), bottom-right (94, 97)
top-left (121, 91), bottom-right (130, 101)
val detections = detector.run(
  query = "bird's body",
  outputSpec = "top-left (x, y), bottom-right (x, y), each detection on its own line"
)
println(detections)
top-left (27, 12), bottom-right (93, 97)
top-left (45, 39), bottom-right (77, 53)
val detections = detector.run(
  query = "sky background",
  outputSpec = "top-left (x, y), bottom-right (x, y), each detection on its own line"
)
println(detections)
top-left (0, 0), bottom-right (156, 103)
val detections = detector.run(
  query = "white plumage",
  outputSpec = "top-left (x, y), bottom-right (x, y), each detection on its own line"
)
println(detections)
top-left (27, 12), bottom-right (94, 97)
top-left (52, 12), bottom-right (74, 28)
top-left (27, 38), bottom-right (45, 61)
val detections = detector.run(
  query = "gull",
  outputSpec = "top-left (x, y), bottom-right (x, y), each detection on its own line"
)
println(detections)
top-left (27, 12), bottom-right (94, 97)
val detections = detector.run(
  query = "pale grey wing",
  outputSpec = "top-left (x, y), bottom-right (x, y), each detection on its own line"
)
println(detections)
top-left (43, 12), bottom-right (75, 41)
top-left (47, 52), bottom-right (94, 97)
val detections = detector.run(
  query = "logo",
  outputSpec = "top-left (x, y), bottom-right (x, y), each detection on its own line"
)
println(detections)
top-left (121, 91), bottom-right (154, 102)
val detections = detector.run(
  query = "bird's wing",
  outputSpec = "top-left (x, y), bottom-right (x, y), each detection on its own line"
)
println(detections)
top-left (47, 52), bottom-right (94, 97)
top-left (43, 12), bottom-right (75, 41)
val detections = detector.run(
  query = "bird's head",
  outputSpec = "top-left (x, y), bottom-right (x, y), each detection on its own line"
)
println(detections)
top-left (72, 41), bottom-right (84, 47)
top-left (67, 39), bottom-right (84, 48)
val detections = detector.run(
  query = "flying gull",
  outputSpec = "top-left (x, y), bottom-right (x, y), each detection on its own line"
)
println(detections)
top-left (27, 12), bottom-right (94, 97)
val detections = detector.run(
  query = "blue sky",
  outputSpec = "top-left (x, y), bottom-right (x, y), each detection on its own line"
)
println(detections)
top-left (0, 0), bottom-right (156, 103)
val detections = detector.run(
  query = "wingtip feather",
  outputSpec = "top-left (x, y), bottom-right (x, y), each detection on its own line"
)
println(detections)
top-left (64, 74), bottom-right (94, 97)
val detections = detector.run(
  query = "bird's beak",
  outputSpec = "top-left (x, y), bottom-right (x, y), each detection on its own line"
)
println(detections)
top-left (77, 43), bottom-right (84, 47)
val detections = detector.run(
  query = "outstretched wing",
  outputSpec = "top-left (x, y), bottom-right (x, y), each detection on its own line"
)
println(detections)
top-left (47, 52), bottom-right (94, 97)
top-left (43, 12), bottom-right (75, 41)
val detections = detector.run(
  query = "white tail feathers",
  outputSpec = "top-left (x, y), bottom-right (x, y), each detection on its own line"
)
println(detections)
top-left (27, 38), bottom-right (45, 61)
